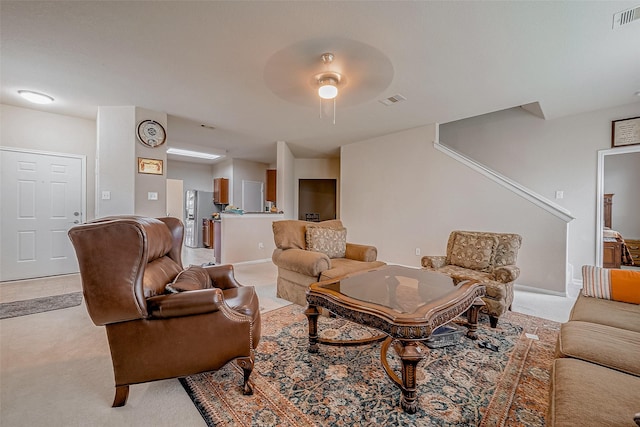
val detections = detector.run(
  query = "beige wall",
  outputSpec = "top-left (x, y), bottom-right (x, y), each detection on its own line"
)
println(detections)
top-left (341, 124), bottom-right (568, 293)
top-left (219, 213), bottom-right (283, 263)
top-left (277, 141), bottom-right (295, 219)
top-left (0, 104), bottom-right (97, 220)
top-left (134, 107), bottom-right (168, 217)
top-left (440, 102), bottom-right (640, 282)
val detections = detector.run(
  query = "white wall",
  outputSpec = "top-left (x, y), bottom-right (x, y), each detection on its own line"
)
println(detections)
top-left (440, 102), bottom-right (640, 281)
top-left (219, 213), bottom-right (284, 263)
top-left (1, 104), bottom-right (97, 220)
top-left (134, 107), bottom-right (168, 217)
top-left (96, 106), bottom-right (136, 216)
top-left (294, 158), bottom-right (341, 219)
top-left (341, 124), bottom-right (568, 293)
top-left (167, 159), bottom-right (214, 192)
top-left (231, 158), bottom-right (269, 210)
top-left (604, 151), bottom-right (640, 238)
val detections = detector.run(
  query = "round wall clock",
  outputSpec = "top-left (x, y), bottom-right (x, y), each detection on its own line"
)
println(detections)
top-left (137, 120), bottom-right (166, 148)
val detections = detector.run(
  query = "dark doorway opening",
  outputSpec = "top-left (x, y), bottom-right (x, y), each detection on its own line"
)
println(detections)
top-left (298, 179), bottom-right (337, 221)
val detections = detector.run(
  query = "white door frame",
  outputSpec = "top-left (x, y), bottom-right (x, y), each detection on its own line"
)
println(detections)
top-left (595, 144), bottom-right (640, 267)
top-left (0, 146), bottom-right (87, 280)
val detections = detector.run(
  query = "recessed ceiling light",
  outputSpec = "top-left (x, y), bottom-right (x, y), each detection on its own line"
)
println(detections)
top-left (18, 90), bottom-right (54, 104)
top-left (166, 148), bottom-right (221, 160)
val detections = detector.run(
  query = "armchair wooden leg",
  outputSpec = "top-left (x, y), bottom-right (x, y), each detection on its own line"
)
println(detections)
top-left (112, 385), bottom-right (129, 407)
top-left (489, 316), bottom-right (499, 329)
top-left (236, 357), bottom-right (254, 395)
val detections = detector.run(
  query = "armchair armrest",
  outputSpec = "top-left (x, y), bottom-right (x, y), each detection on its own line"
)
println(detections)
top-left (146, 288), bottom-right (223, 318)
top-left (493, 265), bottom-right (520, 284)
top-left (272, 248), bottom-right (331, 277)
top-left (345, 243), bottom-right (377, 262)
top-left (421, 256), bottom-right (447, 268)
top-left (203, 264), bottom-right (241, 289)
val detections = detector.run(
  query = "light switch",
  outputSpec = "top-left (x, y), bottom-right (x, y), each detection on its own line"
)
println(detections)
top-left (555, 190), bottom-right (564, 199)
top-left (101, 191), bottom-right (111, 200)
top-left (148, 192), bottom-right (158, 201)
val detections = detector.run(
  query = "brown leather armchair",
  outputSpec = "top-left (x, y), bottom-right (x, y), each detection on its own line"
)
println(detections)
top-left (68, 216), bottom-right (261, 407)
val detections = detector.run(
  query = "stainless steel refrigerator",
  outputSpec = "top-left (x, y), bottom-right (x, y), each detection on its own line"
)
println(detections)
top-left (184, 190), bottom-right (218, 248)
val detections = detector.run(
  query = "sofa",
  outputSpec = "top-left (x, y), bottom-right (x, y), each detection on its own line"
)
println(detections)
top-left (421, 230), bottom-right (522, 327)
top-left (272, 219), bottom-right (386, 306)
top-left (548, 266), bottom-right (640, 426)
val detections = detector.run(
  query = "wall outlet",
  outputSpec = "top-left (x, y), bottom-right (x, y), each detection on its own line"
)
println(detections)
top-left (258, 242), bottom-right (264, 249)
top-left (555, 190), bottom-right (564, 199)
top-left (148, 192), bottom-right (158, 201)
top-left (101, 191), bottom-right (111, 200)
top-left (415, 247), bottom-right (421, 256)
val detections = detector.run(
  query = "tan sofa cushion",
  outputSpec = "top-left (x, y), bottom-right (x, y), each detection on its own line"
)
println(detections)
top-left (557, 321), bottom-right (640, 376)
top-left (549, 358), bottom-right (640, 427)
top-left (305, 226), bottom-right (347, 258)
top-left (447, 231), bottom-right (498, 272)
top-left (319, 258), bottom-right (386, 280)
top-left (273, 219), bottom-right (344, 250)
top-left (570, 293), bottom-right (640, 333)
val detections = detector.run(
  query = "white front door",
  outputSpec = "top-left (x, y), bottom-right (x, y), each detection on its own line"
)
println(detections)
top-left (0, 148), bottom-right (84, 281)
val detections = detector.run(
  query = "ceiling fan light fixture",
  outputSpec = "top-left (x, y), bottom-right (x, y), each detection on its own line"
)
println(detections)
top-left (318, 78), bottom-right (338, 99)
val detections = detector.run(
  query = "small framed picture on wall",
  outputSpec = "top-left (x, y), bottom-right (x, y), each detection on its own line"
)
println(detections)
top-left (612, 116), bottom-right (640, 148)
top-left (137, 158), bottom-right (163, 175)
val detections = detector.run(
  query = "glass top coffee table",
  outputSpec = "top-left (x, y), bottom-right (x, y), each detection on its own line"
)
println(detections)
top-left (305, 265), bottom-right (486, 413)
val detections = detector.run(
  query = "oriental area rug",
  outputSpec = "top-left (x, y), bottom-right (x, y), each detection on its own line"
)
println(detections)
top-left (181, 304), bottom-right (559, 427)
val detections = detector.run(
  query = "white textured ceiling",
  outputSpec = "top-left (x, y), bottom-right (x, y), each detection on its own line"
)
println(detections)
top-left (2, 1), bottom-right (640, 164)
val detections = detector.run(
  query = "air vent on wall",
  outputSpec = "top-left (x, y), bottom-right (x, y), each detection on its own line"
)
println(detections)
top-left (613, 5), bottom-right (640, 28)
top-left (379, 94), bottom-right (407, 106)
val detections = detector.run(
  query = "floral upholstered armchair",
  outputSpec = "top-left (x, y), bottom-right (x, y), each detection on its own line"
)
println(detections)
top-left (421, 230), bottom-right (522, 328)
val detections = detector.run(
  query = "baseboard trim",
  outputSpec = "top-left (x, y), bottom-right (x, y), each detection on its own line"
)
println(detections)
top-left (513, 283), bottom-right (567, 297)
top-left (231, 258), bottom-right (273, 266)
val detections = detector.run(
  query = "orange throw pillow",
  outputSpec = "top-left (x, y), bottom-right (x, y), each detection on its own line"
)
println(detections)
top-left (610, 269), bottom-right (640, 304)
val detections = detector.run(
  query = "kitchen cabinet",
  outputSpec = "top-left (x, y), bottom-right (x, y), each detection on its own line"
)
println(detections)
top-left (213, 178), bottom-right (229, 204)
top-left (203, 219), bottom-right (214, 248)
top-left (266, 169), bottom-right (276, 202)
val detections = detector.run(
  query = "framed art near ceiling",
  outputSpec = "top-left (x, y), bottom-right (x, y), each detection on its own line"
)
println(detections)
top-left (612, 116), bottom-right (640, 148)
top-left (138, 157), bottom-right (163, 175)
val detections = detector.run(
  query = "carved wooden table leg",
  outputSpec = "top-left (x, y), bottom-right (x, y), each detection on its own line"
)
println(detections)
top-left (381, 337), bottom-right (426, 414)
top-left (466, 298), bottom-right (485, 340)
top-left (304, 305), bottom-right (320, 353)
top-left (394, 340), bottom-right (425, 414)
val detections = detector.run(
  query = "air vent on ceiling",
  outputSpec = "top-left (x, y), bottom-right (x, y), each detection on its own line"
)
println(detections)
top-left (379, 94), bottom-right (407, 106)
top-left (613, 5), bottom-right (640, 28)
